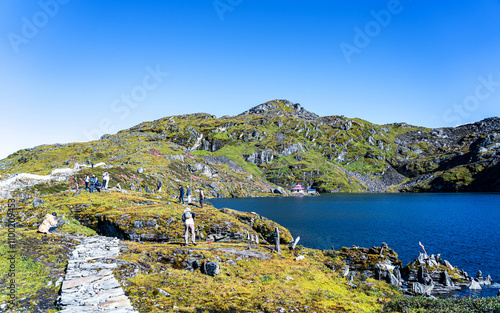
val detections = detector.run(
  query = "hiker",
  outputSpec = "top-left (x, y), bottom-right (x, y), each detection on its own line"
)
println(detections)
top-left (186, 186), bottom-right (192, 203)
top-left (84, 175), bottom-right (90, 191)
top-left (38, 213), bottom-right (59, 234)
top-left (182, 207), bottom-right (196, 246)
top-left (178, 185), bottom-right (185, 204)
top-left (199, 188), bottom-right (205, 208)
top-left (102, 172), bottom-right (109, 190)
top-left (95, 179), bottom-right (102, 193)
top-left (156, 180), bottom-right (163, 193)
top-left (89, 175), bottom-right (96, 193)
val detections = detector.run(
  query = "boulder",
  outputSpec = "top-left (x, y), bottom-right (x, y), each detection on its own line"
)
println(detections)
top-left (341, 266), bottom-right (349, 277)
top-left (469, 279), bottom-right (482, 290)
top-left (444, 260), bottom-right (453, 270)
top-left (201, 261), bottom-right (220, 277)
top-left (476, 270), bottom-right (483, 281)
top-left (33, 198), bottom-right (43, 208)
top-left (387, 272), bottom-right (399, 286)
top-left (412, 282), bottom-right (427, 296)
top-left (394, 266), bottom-right (402, 285)
top-left (482, 274), bottom-right (493, 286)
top-left (273, 187), bottom-right (286, 195)
top-left (158, 289), bottom-right (171, 297)
top-left (412, 282), bottom-right (434, 296)
top-left (439, 271), bottom-right (454, 287)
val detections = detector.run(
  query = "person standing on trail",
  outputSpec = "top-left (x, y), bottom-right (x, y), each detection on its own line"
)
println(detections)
top-left (182, 207), bottom-right (196, 246)
top-left (199, 188), bottom-right (205, 208)
top-left (186, 186), bottom-right (192, 203)
top-left (178, 185), bottom-right (185, 204)
top-left (84, 175), bottom-right (90, 191)
top-left (102, 172), bottom-right (109, 190)
top-left (89, 175), bottom-right (96, 193)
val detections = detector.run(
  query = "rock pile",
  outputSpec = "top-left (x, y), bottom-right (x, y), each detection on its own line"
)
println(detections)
top-left (58, 236), bottom-right (137, 312)
top-left (338, 245), bottom-right (496, 297)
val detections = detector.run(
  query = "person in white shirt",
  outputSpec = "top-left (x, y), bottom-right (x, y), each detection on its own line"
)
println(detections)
top-left (182, 207), bottom-right (196, 246)
top-left (102, 172), bottom-right (110, 189)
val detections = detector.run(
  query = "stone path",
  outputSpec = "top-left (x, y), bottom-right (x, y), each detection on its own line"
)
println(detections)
top-left (58, 236), bottom-right (137, 313)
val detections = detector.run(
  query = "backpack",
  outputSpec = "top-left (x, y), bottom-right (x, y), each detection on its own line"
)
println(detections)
top-left (185, 211), bottom-right (192, 219)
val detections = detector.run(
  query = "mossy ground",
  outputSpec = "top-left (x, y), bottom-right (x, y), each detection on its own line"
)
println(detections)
top-left (116, 241), bottom-right (400, 313)
top-left (0, 229), bottom-right (77, 313)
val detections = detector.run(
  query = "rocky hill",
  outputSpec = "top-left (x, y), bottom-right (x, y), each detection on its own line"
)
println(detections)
top-left (1, 99), bottom-right (499, 198)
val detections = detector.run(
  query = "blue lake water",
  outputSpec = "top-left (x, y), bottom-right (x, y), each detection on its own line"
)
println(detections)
top-left (208, 193), bottom-right (500, 297)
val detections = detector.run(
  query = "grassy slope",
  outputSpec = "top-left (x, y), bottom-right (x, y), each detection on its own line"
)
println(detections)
top-left (117, 241), bottom-right (399, 313)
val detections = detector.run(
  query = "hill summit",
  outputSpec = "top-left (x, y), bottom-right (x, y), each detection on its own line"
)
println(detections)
top-left (239, 99), bottom-right (319, 120)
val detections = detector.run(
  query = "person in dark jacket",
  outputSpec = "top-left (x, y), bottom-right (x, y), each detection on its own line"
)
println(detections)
top-left (95, 179), bottom-right (102, 193)
top-left (89, 175), bottom-right (96, 193)
top-left (178, 185), bottom-right (185, 204)
top-left (199, 188), bottom-right (205, 208)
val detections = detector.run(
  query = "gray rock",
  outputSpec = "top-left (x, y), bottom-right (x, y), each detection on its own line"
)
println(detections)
top-left (436, 254), bottom-right (443, 264)
top-left (412, 282), bottom-right (433, 296)
top-left (187, 259), bottom-right (200, 270)
top-left (137, 167), bottom-right (144, 174)
top-left (336, 149), bottom-right (348, 162)
top-left (244, 149), bottom-right (275, 165)
top-left (33, 198), bottom-right (43, 208)
top-left (341, 265), bottom-right (349, 277)
top-left (481, 274), bottom-right (493, 286)
top-left (201, 261), bottom-right (220, 276)
top-left (387, 272), bottom-right (399, 286)
top-left (444, 260), bottom-right (453, 270)
top-left (394, 266), bottom-right (402, 285)
top-left (439, 271), bottom-right (454, 287)
top-left (477, 270), bottom-right (483, 280)
top-left (158, 289), bottom-right (171, 297)
top-left (133, 221), bottom-right (144, 229)
top-left (273, 187), bottom-right (286, 195)
top-left (278, 143), bottom-right (306, 157)
top-left (469, 279), bottom-right (482, 290)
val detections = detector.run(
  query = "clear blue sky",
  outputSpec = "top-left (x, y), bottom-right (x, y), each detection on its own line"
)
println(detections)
top-left (1, 0), bottom-right (500, 159)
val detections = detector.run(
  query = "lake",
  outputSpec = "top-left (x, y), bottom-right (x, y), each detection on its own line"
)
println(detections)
top-left (208, 193), bottom-right (500, 297)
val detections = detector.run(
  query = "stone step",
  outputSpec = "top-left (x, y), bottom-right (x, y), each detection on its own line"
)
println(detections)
top-left (58, 235), bottom-right (138, 312)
